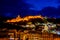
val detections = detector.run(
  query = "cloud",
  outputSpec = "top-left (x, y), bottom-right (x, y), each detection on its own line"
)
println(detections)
top-left (24, 0), bottom-right (60, 11)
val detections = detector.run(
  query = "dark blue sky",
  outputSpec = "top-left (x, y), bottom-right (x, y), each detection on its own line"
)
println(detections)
top-left (0, 0), bottom-right (60, 18)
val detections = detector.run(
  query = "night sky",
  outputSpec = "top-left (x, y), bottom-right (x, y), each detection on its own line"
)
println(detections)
top-left (0, 0), bottom-right (60, 18)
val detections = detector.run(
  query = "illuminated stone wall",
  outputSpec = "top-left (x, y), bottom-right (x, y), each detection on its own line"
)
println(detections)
top-left (8, 29), bottom-right (54, 40)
